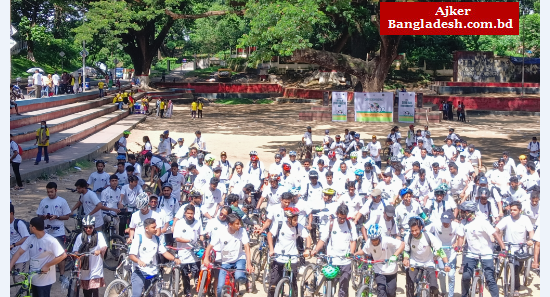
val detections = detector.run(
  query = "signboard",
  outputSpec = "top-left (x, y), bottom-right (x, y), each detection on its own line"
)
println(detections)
top-left (331, 92), bottom-right (348, 122)
top-left (354, 92), bottom-right (393, 122)
top-left (115, 68), bottom-right (124, 78)
top-left (398, 92), bottom-right (416, 123)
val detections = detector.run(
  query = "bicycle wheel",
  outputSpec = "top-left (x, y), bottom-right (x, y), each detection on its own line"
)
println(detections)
top-left (503, 262), bottom-right (515, 297)
top-left (350, 261), bottom-right (362, 290)
top-left (170, 265), bottom-right (180, 297)
top-left (523, 258), bottom-right (533, 286)
top-left (356, 284), bottom-right (371, 297)
top-left (262, 262), bottom-right (271, 293)
top-left (275, 277), bottom-right (292, 297)
top-left (104, 279), bottom-right (131, 297)
top-left (419, 288), bottom-right (430, 297)
top-left (159, 290), bottom-right (171, 297)
top-left (104, 234), bottom-right (126, 271)
top-left (197, 270), bottom-right (209, 297)
top-left (251, 249), bottom-right (262, 282)
top-left (221, 285), bottom-right (232, 297)
top-left (67, 277), bottom-right (80, 297)
top-left (470, 276), bottom-right (484, 297)
top-left (300, 264), bottom-right (321, 297)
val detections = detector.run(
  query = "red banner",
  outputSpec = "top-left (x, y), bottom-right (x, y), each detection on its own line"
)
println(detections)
top-left (380, 2), bottom-right (519, 35)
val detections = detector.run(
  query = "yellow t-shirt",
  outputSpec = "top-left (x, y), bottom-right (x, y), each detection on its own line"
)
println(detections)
top-left (191, 102), bottom-right (197, 111)
top-left (117, 95), bottom-right (124, 102)
top-left (198, 102), bottom-right (203, 110)
top-left (98, 82), bottom-right (104, 89)
top-left (160, 101), bottom-right (166, 109)
top-left (36, 128), bottom-right (50, 146)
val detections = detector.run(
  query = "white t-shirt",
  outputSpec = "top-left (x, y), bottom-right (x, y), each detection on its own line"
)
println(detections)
top-left (270, 222), bottom-right (310, 264)
top-left (428, 170), bottom-right (450, 187)
top-left (173, 219), bottom-right (202, 263)
top-left (395, 201), bottom-right (423, 230)
top-left (229, 173), bottom-right (246, 193)
top-left (80, 191), bottom-right (104, 227)
top-left (367, 141), bottom-right (382, 161)
top-left (36, 196), bottom-right (71, 237)
top-left (21, 234), bottom-right (65, 286)
top-left (33, 73), bottom-right (43, 85)
top-left (496, 215), bottom-right (533, 252)
top-left (527, 141), bottom-right (540, 157)
top-left (404, 231), bottom-right (442, 268)
top-left (115, 171), bottom-right (129, 186)
top-left (174, 145), bottom-right (189, 158)
top-left (261, 186), bottom-right (287, 207)
top-left (117, 136), bottom-right (127, 154)
top-left (175, 204), bottom-right (202, 223)
top-left (129, 234), bottom-right (167, 275)
top-left (52, 74), bottom-right (60, 85)
top-left (10, 141), bottom-right (22, 163)
top-left (125, 162), bottom-right (142, 178)
top-left (339, 193), bottom-right (363, 218)
top-left (448, 172), bottom-right (467, 195)
top-left (300, 182), bottom-right (324, 208)
top-left (218, 160), bottom-right (232, 181)
top-left (72, 232), bottom-right (107, 280)
top-left (476, 199), bottom-right (499, 222)
top-left (160, 172), bottom-right (186, 199)
top-left (201, 187), bottom-right (223, 217)
top-left (101, 187), bottom-right (121, 215)
top-left (442, 145), bottom-right (457, 160)
top-left (463, 216), bottom-right (497, 260)
top-left (489, 169), bottom-right (511, 188)
top-left (157, 195), bottom-right (180, 222)
top-left (427, 222), bottom-right (463, 261)
top-left (87, 172), bottom-right (110, 191)
top-left (266, 204), bottom-right (285, 226)
top-left (121, 185), bottom-right (143, 208)
top-left (303, 132), bottom-right (313, 146)
top-left (362, 236), bottom-right (402, 275)
top-left (320, 220), bottom-right (358, 265)
top-left (457, 160), bottom-right (475, 177)
top-left (466, 150), bottom-right (481, 165)
top-left (10, 219), bottom-right (30, 263)
top-left (209, 228), bottom-right (249, 264)
top-left (201, 218), bottom-right (227, 261)
top-left (503, 158), bottom-right (516, 175)
top-left (129, 210), bottom-right (164, 238)
top-left (521, 201), bottom-right (539, 225)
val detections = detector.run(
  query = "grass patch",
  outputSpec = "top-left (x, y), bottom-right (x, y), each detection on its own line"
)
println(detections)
top-left (215, 98), bottom-right (273, 105)
top-left (75, 160), bottom-right (93, 170)
top-left (11, 54), bottom-right (80, 79)
top-left (184, 67), bottom-right (238, 79)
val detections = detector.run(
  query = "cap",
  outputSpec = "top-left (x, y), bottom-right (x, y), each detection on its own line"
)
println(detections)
top-left (163, 130), bottom-right (169, 134)
top-left (426, 131), bottom-right (431, 136)
top-left (279, 147), bottom-right (286, 152)
top-left (325, 129), bottom-right (329, 134)
top-left (384, 205), bottom-right (396, 217)
top-left (213, 166), bottom-right (222, 172)
top-left (409, 124), bottom-right (415, 128)
top-left (479, 176), bottom-right (488, 184)
top-left (177, 138), bottom-right (184, 142)
top-left (441, 211), bottom-right (454, 224)
top-left (468, 144), bottom-right (475, 148)
top-left (382, 171), bottom-right (393, 177)
top-left (220, 151), bottom-right (227, 156)
top-left (371, 189), bottom-right (382, 197)
top-left (355, 133), bottom-right (360, 138)
top-left (162, 183), bottom-right (173, 190)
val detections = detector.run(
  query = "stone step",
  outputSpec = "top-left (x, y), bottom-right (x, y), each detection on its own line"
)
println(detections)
top-left (11, 114), bottom-right (146, 187)
top-left (11, 104), bottom-right (119, 144)
top-left (10, 96), bottom-right (117, 129)
top-left (18, 110), bottom-right (131, 160)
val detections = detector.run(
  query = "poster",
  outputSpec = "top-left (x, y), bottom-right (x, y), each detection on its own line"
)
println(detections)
top-left (398, 92), bottom-right (416, 123)
top-left (354, 92), bottom-right (393, 122)
top-left (332, 92), bottom-right (348, 122)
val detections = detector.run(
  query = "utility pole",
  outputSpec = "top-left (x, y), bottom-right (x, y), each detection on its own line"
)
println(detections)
top-left (82, 40), bottom-right (87, 92)
top-left (521, 6), bottom-right (525, 98)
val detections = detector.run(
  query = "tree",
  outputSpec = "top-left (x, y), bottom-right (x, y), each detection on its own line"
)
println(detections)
top-left (11, 0), bottom-right (56, 61)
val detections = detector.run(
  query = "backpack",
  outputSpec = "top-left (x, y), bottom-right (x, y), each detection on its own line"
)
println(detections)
top-left (274, 221), bottom-right (299, 245)
top-left (137, 234), bottom-right (162, 263)
top-left (327, 218), bottom-right (353, 245)
top-left (114, 141), bottom-right (120, 152)
top-left (407, 230), bottom-right (433, 253)
top-left (303, 182), bottom-right (322, 202)
top-left (13, 218), bottom-right (30, 237)
top-left (529, 142), bottom-right (540, 151)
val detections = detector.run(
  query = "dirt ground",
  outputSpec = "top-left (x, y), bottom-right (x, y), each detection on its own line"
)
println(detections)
top-left (10, 102), bottom-right (540, 297)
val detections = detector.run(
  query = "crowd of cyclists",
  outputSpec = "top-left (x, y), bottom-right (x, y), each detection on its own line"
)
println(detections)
top-left (9, 125), bottom-right (541, 297)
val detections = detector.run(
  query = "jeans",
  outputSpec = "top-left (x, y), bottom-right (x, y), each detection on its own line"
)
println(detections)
top-left (375, 273), bottom-right (397, 297)
top-left (334, 264), bottom-right (352, 297)
top-left (131, 270), bottom-right (156, 297)
top-left (12, 161), bottom-right (23, 187)
top-left (461, 257), bottom-right (498, 297)
top-left (217, 260), bottom-right (247, 297)
top-left (31, 284), bottom-right (52, 297)
top-left (180, 261), bottom-right (200, 295)
top-left (118, 102), bottom-right (123, 110)
top-left (437, 258), bottom-right (457, 297)
top-left (99, 89), bottom-right (104, 97)
top-left (54, 85), bottom-right (59, 95)
top-left (36, 146), bottom-right (49, 163)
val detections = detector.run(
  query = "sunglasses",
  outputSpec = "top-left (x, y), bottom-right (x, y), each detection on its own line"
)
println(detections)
top-left (84, 226), bottom-right (94, 230)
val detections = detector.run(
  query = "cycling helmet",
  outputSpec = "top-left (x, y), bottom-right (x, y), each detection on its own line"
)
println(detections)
top-left (283, 163), bottom-right (291, 171)
top-left (321, 265), bottom-right (340, 280)
top-left (478, 176), bottom-right (488, 185)
top-left (354, 169), bottom-right (364, 176)
top-left (493, 161), bottom-right (499, 168)
top-left (328, 151), bottom-right (336, 159)
top-left (315, 145), bottom-right (323, 152)
top-left (350, 151), bottom-right (358, 158)
top-left (399, 188), bottom-right (412, 197)
top-left (251, 155), bottom-right (259, 161)
top-left (366, 224), bottom-right (382, 239)
top-left (284, 207), bottom-right (300, 217)
top-left (123, 130), bottom-right (131, 135)
top-left (478, 187), bottom-right (490, 196)
top-left (195, 248), bottom-right (205, 258)
top-left (197, 153), bottom-right (205, 160)
top-left (82, 215), bottom-right (96, 226)
top-left (308, 170), bottom-right (319, 178)
top-left (249, 151), bottom-right (258, 156)
top-left (361, 146), bottom-right (369, 152)
top-left (205, 154), bottom-right (215, 162)
top-left (322, 188), bottom-right (336, 196)
top-left (290, 187), bottom-right (301, 196)
top-left (269, 174), bottom-right (280, 181)
top-left (189, 190), bottom-right (202, 197)
top-left (408, 216), bottom-right (425, 228)
top-left (289, 151), bottom-right (297, 156)
top-left (117, 155), bottom-right (126, 160)
top-left (135, 192), bottom-right (150, 210)
top-left (234, 161), bottom-right (244, 167)
top-left (459, 201), bottom-right (477, 213)
top-left (437, 183), bottom-right (450, 192)
top-left (390, 156), bottom-right (399, 162)
top-left (275, 154), bottom-right (282, 159)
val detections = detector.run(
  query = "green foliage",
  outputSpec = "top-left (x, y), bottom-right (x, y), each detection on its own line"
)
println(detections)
top-left (184, 66), bottom-right (222, 78)
top-left (215, 98), bottom-right (273, 104)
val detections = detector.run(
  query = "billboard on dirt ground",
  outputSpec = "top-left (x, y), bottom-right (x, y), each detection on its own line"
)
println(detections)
top-left (332, 92), bottom-right (348, 122)
top-left (398, 92), bottom-right (416, 123)
top-left (354, 92), bottom-right (393, 122)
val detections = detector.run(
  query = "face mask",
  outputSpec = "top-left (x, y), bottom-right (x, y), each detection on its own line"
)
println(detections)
top-left (185, 217), bottom-right (195, 225)
top-left (41, 125), bottom-right (45, 128)
top-left (160, 138), bottom-right (163, 142)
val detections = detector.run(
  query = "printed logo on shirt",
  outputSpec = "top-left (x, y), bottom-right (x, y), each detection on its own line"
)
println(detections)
top-left (143, 247), bottom-right (147, 251)
top-left (333, 231), bottom-right (337, 234)
top-left (45, 205), bottom-right (49, 208)
top-left (183, 229), bottom-right (187, 233)
top-left (224, 241), bottom-right (228, 245)
top-left (214, 227), bottom-right (218, 230)
top-left (412, 245), bottom-right (416, 248)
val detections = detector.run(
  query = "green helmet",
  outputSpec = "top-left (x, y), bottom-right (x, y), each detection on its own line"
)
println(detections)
top-left (315, 145), bottom-right (323, 152)
top-left (321, 265), bottom-right (340, 279)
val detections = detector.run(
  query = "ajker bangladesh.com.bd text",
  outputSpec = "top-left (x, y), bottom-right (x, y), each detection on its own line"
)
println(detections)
top-left (386, 19), bottom-right (514, 31)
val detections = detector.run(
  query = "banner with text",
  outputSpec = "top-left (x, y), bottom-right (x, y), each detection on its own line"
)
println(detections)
top-left (354, 92), bottom-right (394, 122)
top-left (332, 92), bottom-right (348, 122)
top-left (398, 92), bottom-right (416, 123)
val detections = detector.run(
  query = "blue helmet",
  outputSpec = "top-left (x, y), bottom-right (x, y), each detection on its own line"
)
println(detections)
top-left (399, 187), bottom-right (412, 197)
top-left (354, 169), bottom-right (365, 176)
top-left (366, 224), bottom-right (382, 239)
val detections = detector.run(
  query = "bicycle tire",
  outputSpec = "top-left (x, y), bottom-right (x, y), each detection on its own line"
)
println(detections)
top-left (351, 260), bottom-right (362, 290)
top-left (300, 264), bottom-right (320, 297)
top-left (504, 262), bottom-right (515, 297)
top-left (159, 290), bottom-right (171, 297)
top-left (262, 262), bottom-right (271, 293)
top-left (251, 249), bottom-right (262, 280)
top-left (197, 270), bottom-right (209, 297)
top-left (494, 258), bottom-right (504, 282)
top-left (355, 284), bottom-right (371, 297)
top-left (274, 277), bottom-right (292, 297)
top-left (171, 265), bottom-right (180, 297)
top-left (523, 257), bottom-right (533, 286)
top-left (470, 276), bottom-right (484, 297)
top-left (221, 285), bottom-right (232, 297)
top-left (104, 279), bottom-right (131, 297)
top-left (104, 234), bottom-right (126, 271)
top-left (325, 280), bottom-right (332, 297)
top-left (67, 277), bottom-right (80, 297)
top-left (420, 288), bottom-right (430, 297)
top-left (438, 271), bottom-right (447, 297)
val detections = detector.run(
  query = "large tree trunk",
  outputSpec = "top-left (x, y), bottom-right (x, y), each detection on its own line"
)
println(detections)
top-left (289, 35), bottom-right (402, 92)
top-left (26, 39), bottom-right (35, 62)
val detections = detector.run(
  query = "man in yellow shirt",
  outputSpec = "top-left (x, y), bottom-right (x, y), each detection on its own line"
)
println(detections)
top-left (191, 99), bottom-right (198, 119)
top-left (159, 99), bottom-right (166, 118)
top-left (198, 99), bottom-right (204, 118)
top-left (98, 81), bottom-right (105, 98)
top-left (34, 121), bottom-right (50, 165)
top-left (116, 91), bottom-right (124, 110)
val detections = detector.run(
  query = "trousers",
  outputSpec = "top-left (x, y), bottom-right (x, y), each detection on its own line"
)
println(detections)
top-left (461, 257), bottom-right (498, 297)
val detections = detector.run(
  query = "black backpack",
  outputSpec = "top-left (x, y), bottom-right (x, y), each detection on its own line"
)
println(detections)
top-left (114, 141), bottom-right (120, 152)
top-left (274, 221), bottom-right (299, 245)
top-left (14, 218), bottom-right (30, 237)
top-left (407, 231), bottom-right (433, 253)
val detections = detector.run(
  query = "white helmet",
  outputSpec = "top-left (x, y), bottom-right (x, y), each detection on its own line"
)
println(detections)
top-left (361, 146), bottom-right (369, 152)
top-left (205, 154), bottom-right (215, 162)
top-left (350, 151), bottom-right (359, 158)
top-left (82, 215), bottom-right (96, 227)
top-left (135, 192), bottom-right (149, 210)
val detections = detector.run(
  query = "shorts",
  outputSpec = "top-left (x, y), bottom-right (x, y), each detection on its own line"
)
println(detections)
top-left (55, 235), bottom-right (67, 249)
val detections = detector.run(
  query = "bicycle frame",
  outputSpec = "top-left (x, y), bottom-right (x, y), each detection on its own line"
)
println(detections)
top-left (207, 264), bottom-right (248, 297)
top-left (10, 271), bottom-right (42, 297)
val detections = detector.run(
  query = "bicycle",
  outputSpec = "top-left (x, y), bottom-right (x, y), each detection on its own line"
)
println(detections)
top-left (354, 258), bottom-right (388, 296)
top-left (203, 264), bottom-right (250, 297)
top-left (112, 242), bottom-right (131, 283)
top-left (463, 251), bottom-right (500, 297)
top-left (434, 246), bottom-right (454, 297)
top-left (103, 262), bottom-right (174, 297)
top-left (300, 254), bottom-right (343, 297)
top-left (64, 213), bottom-right (84, 269)
top-left (249, 232), bottom-right (269, 292)
top-left (166, 245), bottom-right (206, 297)
top-left (10, 270), bottom-right (44, 297)
top-left (63, 252), bottom-right (94, 297)
top-left (494, 242), bottom-right (526, 297)
top-left (272, 254), bottom-right (302, 297)
top-left (197, 249), bottom-right (218, 297)
top-left (103, 213), bottom-right (127, 271)
top-left (407, 264), bottom-right (433, 297)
